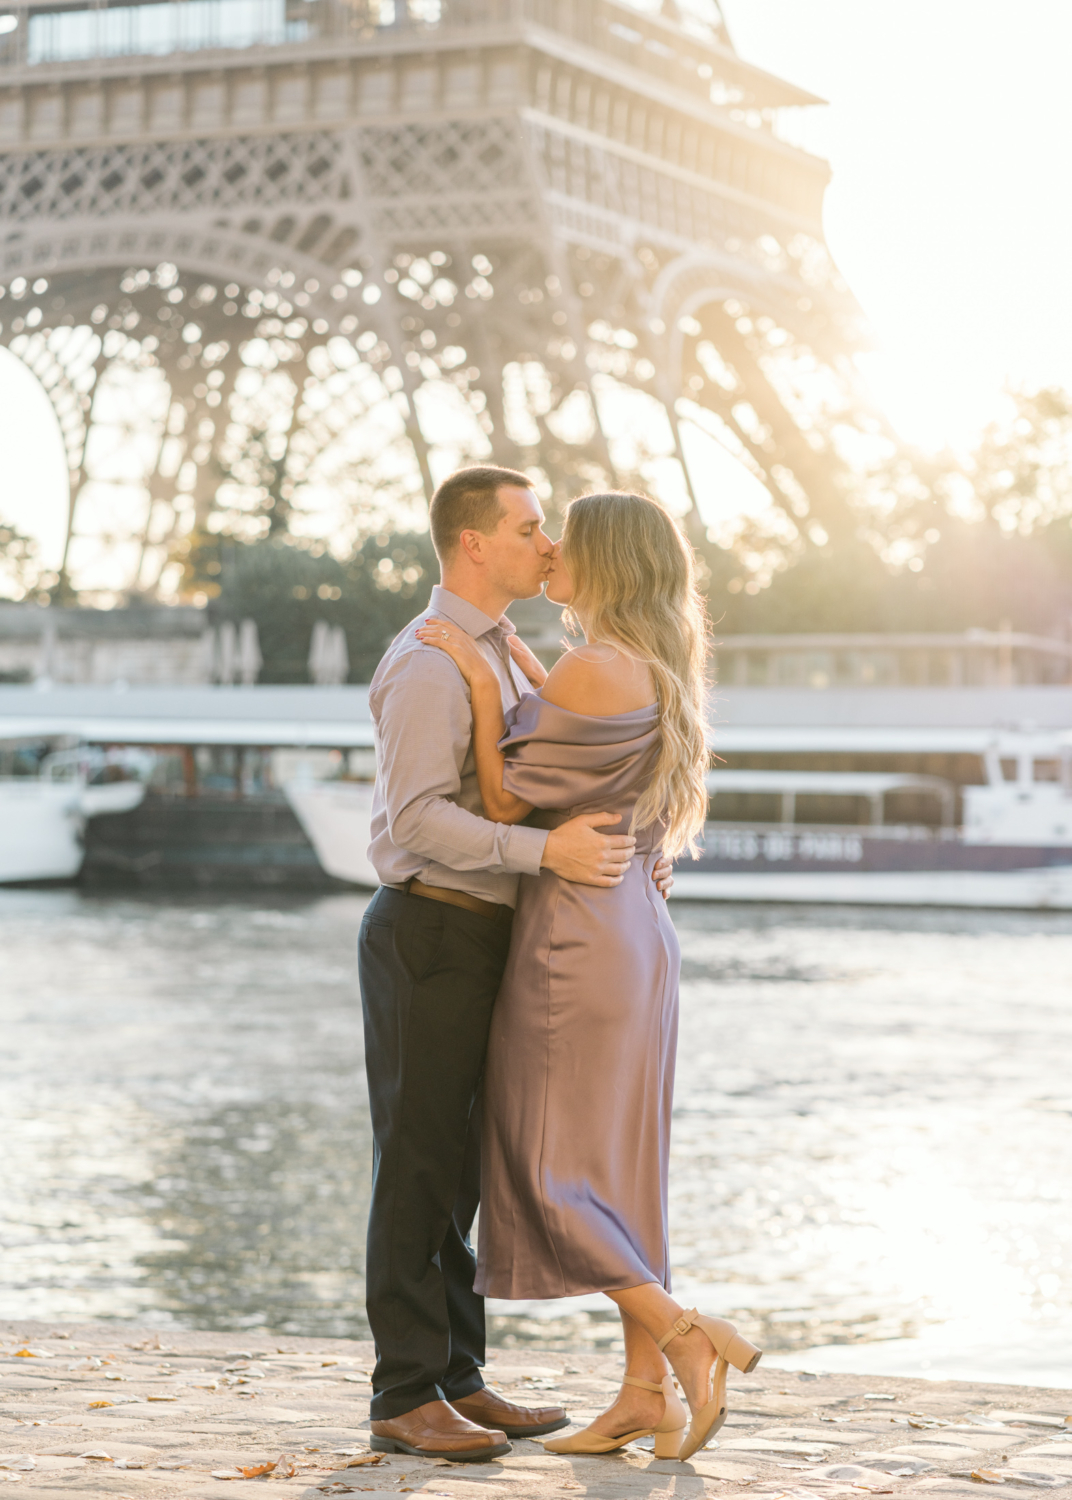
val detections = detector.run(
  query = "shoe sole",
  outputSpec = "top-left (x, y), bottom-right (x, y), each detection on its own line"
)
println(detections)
top-left (496, 1416), bottom-right (571, 1439)
top-left (369, 1436), bottom-right (511, 1463)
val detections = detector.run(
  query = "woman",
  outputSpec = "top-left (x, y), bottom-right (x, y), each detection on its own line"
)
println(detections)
top-left (415, 491), bottom-right (761, 1462)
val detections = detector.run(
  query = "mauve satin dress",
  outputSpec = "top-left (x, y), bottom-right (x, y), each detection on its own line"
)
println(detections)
top-left (474, 692), bottom-right (681, 1300)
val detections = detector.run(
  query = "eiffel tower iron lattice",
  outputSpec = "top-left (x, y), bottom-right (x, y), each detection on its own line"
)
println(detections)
top-left (0, 0), bottom-right (876, 597)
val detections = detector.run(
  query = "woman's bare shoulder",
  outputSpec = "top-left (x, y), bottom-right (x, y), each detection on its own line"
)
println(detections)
top-left (541, 643), bottom-right (654, 716)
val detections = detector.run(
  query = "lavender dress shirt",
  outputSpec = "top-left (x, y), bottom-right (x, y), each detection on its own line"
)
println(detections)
top-left (366, 584), bottom-right (549, 908)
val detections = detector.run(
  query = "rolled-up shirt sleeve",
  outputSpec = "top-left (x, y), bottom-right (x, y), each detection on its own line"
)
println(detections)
top-left (373, 648), bottom-right (547, 877)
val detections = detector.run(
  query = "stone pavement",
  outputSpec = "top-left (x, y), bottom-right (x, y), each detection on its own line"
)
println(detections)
top-left (2, 1323), bottom-right (1071, 1500)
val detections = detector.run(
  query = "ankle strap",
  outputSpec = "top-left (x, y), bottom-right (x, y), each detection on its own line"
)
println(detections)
top-left (656, 1307), bottom-right (699, 1352)
top-left (623, 1374), bottom-right (667, 1393)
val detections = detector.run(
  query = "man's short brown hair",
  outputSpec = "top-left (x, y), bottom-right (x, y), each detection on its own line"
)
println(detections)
top-left (429, 465), bottom-right (533, 561)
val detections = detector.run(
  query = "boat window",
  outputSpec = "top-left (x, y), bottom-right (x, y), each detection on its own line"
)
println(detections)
top-left (707, 791), bottom-right (781, 824)
top-left (795, 793), bottom-right (868, 827)
top-left (775, 654), bottom-right (804, 687)
top-left (804, 653), bottom-right (833, 689)
top-left (745, 652), bottom-right (769, 686)
top-left (999, 757), bottom-right (1018, 782)
top-left (1033, 758), bottom-right (1061, 782)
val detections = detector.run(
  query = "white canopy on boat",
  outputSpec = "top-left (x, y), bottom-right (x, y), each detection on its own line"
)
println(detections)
top-left (0, 685), bottom-right (375, 747)
top-left (2, 683), bottom-right (1072, 754)
top-left (708, 686), bottom-right (1072, 753)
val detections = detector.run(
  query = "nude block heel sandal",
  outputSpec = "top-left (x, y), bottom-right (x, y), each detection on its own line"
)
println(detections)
top-left (658, 1308), bottom-right (763, 1462)
top-left (543, 1373), bottom-right (686, 1458)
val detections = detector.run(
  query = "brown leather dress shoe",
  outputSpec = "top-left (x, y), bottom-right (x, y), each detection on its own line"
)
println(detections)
top-left (370, 1399), bottom-right (510, 1463)
top-left (451, 1385), bottom-right (569, 1439)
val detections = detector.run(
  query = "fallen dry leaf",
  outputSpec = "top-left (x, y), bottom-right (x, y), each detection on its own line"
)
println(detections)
top-left (13, 1348), bottom-right (51, 1358)
top-left (87, 1401), bottom-right (114, 1409)
top-left (341, 1454), bottom-right (384, 1468)
top-left (237, 1460), bottom-right (277, 1478)
top-left (972, 1471), bottom-right (1007, 1485)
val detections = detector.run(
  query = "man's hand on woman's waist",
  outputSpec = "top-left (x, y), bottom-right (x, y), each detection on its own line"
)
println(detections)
top-left (539, 812), bottom-right (675, 896)
top-left (541, 812), bottom-right (634, 886)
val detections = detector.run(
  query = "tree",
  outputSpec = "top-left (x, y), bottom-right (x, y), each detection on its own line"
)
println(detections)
top-left (0, 519), bottom-right (45, 602)
top-left (208, 532), bottom-right (439, 683)
top-left (706, 386), bottom-right (1072, 638)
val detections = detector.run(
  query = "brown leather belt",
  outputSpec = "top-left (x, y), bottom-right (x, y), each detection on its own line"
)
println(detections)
top-left (405, 877), bottom-right (512, 926)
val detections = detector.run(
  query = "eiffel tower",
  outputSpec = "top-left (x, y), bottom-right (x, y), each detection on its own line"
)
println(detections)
top-left (0, 0), bottom-right (871, 596)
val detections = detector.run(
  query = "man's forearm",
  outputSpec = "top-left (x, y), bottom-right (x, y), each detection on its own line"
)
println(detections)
top-left (390, 793), bottom-right (547, 877)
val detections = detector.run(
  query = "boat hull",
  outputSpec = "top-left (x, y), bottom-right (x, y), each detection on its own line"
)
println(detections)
top-left (81, 793), bottom-right (343, 889)
top-left (0, 780), bottom-right (84, 882)
top-left (693, 826), bottom-right (1072, 874)
top-left (283, 781), bottom-right (377, 887)
top-left (671, 867), bottom-right (1072, 908)
top-left (672, 824), bottom-right (1072, 908)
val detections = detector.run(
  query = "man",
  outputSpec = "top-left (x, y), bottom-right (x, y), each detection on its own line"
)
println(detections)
top-left (360, 465), bottom-right (675, 1463)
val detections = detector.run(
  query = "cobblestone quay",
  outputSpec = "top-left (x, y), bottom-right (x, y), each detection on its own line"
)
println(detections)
top-left (2, 1323), bottom-right (1071, 1500)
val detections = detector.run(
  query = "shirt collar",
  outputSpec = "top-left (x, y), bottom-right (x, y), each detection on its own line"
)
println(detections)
top-left (429, 584), bottom-right (513, 640)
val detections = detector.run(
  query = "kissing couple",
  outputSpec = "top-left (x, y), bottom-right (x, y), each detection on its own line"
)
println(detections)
top-left (358, 465), bottom-right (761, 1465)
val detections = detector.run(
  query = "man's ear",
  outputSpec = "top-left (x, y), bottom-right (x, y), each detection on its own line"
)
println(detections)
top-left (457, 528), bottom-right (486, 566)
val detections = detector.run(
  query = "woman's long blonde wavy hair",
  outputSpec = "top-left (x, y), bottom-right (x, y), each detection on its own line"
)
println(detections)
top-left (560, 491), bottom-right (710, 859)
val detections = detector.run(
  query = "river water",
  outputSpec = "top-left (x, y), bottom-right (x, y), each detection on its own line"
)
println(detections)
top-left (3, 890), bottom-right (1072, 1387)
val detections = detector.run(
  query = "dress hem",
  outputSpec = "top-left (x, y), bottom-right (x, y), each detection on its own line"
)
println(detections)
top-left (475, 1270), bottom-right (669, 1301)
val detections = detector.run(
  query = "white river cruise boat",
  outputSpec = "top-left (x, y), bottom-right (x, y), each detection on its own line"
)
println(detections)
top-left (0, 749), bottom-right (146, 883)
top-left (672, 721), bottom-right (1072, 908)
top-left (4, 682), bottom-right (1072, 908)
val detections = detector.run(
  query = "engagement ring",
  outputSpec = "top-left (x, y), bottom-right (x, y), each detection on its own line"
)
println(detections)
top-left (441, 629), bottom-right (449, 638)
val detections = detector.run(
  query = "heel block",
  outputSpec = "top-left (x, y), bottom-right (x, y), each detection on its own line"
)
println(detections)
top-left (724, 1333), bottom-right (763, 1374)
top-left (653, 1426), bottom-right (685, 1460)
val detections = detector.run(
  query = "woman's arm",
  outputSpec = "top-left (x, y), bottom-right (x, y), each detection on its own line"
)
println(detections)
top-left (414, 618), bottom-right (534, 825)
top-left (467, 673), bottom-right (533, 824)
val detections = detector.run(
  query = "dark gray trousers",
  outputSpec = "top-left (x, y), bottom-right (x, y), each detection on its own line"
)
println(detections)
top-left (358, 884), bottom-right (513, 1421)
